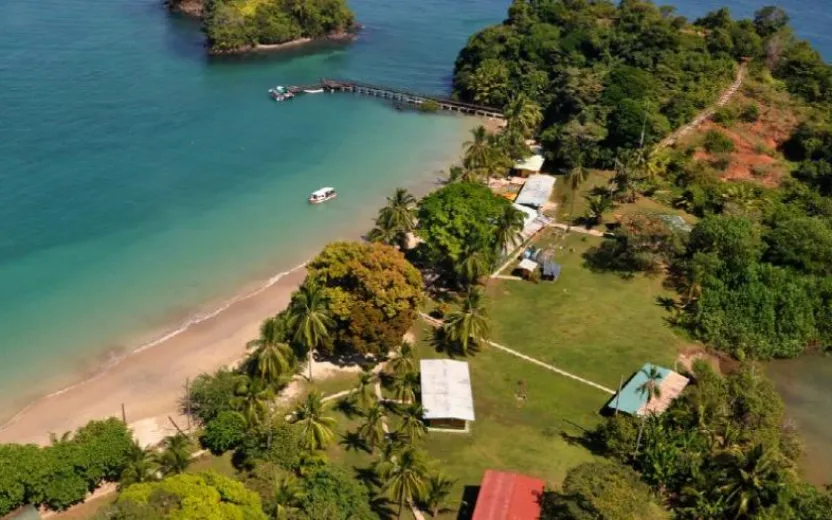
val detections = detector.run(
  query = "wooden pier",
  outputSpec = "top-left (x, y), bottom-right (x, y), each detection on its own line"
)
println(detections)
top-left (283, 79), bottom-right (504, 118)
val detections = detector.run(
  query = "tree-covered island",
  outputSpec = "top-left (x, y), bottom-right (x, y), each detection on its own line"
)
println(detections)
top-left (168, 0), bottom-right (357, 54)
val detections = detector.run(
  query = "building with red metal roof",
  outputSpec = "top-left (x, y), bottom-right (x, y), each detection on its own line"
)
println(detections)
top-left (471, 470), bottom-right (545, 520)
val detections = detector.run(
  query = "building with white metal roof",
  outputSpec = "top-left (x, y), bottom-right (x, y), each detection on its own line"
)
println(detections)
top-left (514, 174), bottom-right (556, 209)
top-left (420, 359), bottom-right (475, 430)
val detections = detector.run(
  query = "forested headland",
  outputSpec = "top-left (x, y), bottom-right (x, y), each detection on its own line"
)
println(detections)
top-left (168, 0), bottom-right (357, 54)
top-left (454, 0), bottom-right (832, 361)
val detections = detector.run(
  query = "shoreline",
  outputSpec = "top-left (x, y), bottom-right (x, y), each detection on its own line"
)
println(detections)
top-left (0, 122), bottom-right (474, 446)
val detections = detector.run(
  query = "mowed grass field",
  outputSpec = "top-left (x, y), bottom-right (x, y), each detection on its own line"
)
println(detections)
top-left (489, 231), bottom-right (687, 390)
top-left (324, 322), bottom-right (606, 519)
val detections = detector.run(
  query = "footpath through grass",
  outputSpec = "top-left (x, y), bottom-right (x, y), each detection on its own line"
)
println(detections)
top-left (326, 323), bottom-right (605, 519)
top-left (488, 232), bottom-right (688, 390)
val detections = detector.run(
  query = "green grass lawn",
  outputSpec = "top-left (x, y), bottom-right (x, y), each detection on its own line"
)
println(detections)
top-left (323, 323), bottom-right (606, 519)
top-left (552, 169), bottom-right (696, 230)
top-left (487, 231), bottom-right (689, 390)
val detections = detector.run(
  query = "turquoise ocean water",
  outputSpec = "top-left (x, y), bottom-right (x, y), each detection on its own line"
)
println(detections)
top-left (0, 0), bottom-right (830, 431)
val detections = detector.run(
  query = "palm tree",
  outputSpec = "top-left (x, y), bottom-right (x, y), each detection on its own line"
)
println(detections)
top-left (246, 316), bottom-right (293, 385)
top-left (396, 403), bottom-right (427, 445)
top-left (584, 193), bottom-right (613, 227)
top-left (381, 446), bottom-right (430, 519)
top-left (357, 403), bottom-right (387, 451)
top-left (392, 370), bottom-right (420, 404)
top-left (638, 365), bottom-right (664, 406)
top-left (376, 188), bottom-right (417, 249)
top-left (291, 390), bottom-right (336, 451)
top-left (504, 93), bottom-right (543, 138)
top-left (423, 472), bottom-right (457, 518)
top-left (353, 369), bottom-right (379, 411)
top-left (494, 204), bottom-right (525, 255)
top-left (718, 444), bottom-right (784, 519)
top-left (389, 341), bottom-right (417, 379)
top-left (463, 126), bottom-right (493, 174)
top-left (566, 165), bottom-right (588, 228)
top-left (634, 365), bottom-right (664, 456)
top-left (368, 217), bottom-right (400, 246)
top-left (611, 155), bottom-right (641, 203)
top-left (234, 377), bottom-right (273, 427)
top-left (273, 475), bottom-right (305, 520)
top-left (288, 283), bottom-right (334, 382)
top-left (156, 434), bottom-right (192, 476)
top-left (119, 441), bottom-right (158, 489)
top-left (456, 246), bottom-right (491, 287)
top-left (443, 288), bottom-right (489, 355)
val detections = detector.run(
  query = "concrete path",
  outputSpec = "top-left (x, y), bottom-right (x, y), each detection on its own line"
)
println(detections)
top-left (419, 313), bottom-right (615, 395)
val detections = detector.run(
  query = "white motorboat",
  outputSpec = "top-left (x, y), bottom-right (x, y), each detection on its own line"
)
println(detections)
top-left (303, 88), bottom-right (324, 94)
top-left (308, 187), bottom-right (337, 204)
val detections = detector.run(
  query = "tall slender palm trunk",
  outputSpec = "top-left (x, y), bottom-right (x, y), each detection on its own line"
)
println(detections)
top-left (308, 349), bottom-right (314, 382)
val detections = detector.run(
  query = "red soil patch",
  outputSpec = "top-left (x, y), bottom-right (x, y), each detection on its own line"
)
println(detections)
top-left (685, 92), bottom-right (799, 188)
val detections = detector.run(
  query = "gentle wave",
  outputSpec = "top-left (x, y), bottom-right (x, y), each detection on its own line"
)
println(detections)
top-left (0, 260), bottom-right (309, 432)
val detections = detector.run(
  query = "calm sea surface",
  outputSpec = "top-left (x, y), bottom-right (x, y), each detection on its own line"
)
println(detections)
top-left (0, 0), bottom-right (830, 468)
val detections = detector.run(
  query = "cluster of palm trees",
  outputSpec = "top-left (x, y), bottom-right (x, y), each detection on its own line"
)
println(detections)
top-left (570, 148), bottom-right (668, 228)
top-left (449, 93), bottom-right (543, 185)
top-left (117, 433), bottom-right (194, 488)
top-left (245, 280), bottom-right (334, 390)
top-left (341, 342), bottom-right (457, 518)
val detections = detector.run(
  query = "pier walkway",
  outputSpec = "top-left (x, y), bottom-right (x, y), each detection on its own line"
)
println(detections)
top-left (284, 78), bottom-right (505, 118)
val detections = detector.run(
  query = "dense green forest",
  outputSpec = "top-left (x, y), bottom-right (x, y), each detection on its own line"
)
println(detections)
top-left (190, 0), bottom-right (355, 53)
top-left (453, 0), bottom-right (830, 167)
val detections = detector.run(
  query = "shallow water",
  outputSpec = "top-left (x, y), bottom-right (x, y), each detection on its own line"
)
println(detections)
top-left (0, 0), bottom-right (509, 416)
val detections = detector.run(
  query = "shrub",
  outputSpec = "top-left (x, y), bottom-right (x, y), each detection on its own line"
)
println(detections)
top-left (740, 103), bottom-right (761, 122)
top-left (703, 130), bottom-right (735, 154)
top-left (233, 421), bottom-right (303, 471)
top-left (710, 155), bottom-right (731, 171)
top-left (711, 106), bottom-right (737, 126)
top-left (201, 411), bottom-right (247, 454)
top-left (187, 369), bottom-right (246, 425)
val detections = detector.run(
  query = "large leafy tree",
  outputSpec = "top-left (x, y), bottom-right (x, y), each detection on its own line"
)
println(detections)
top-left (287, 282), bottom-right (334, 381)
top-left (304, 241), bottom-right (423, 356)
top-left (540, 462), bottom-right (666, 519)
top-left (296, 465), bottom-right (377, 520)
top-left (417, 182), bottom-right (514, 283)
top-left (106, 471), bottom-right (267, 519)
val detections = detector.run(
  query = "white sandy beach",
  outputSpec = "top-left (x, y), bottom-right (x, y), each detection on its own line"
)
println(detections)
top-left (0, 267), bottom-right (307, 446)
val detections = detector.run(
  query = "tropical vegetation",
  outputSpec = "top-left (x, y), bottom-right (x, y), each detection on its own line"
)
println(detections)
top-left (195, 0), bottom-right (356, 53)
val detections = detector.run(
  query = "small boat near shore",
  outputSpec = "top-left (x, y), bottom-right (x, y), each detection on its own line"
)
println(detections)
top-left (309, 187), bottom-right (337, 204)
top-left (303, 88), bottom-right (324, 94)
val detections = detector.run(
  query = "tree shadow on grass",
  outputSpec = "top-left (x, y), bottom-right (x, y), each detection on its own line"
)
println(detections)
top-left (339, 431), bottom-right (371, 454)
top-left (354, 465), bottom-right (382, 489)
top-left (369, 495), bottom-right (396, 520)
top-left (334, 396), bottom-right (363, 420)
top-left (430, 328), bottom-right (482, 359)
top-left (581, 242), bottom-right (638, 279)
